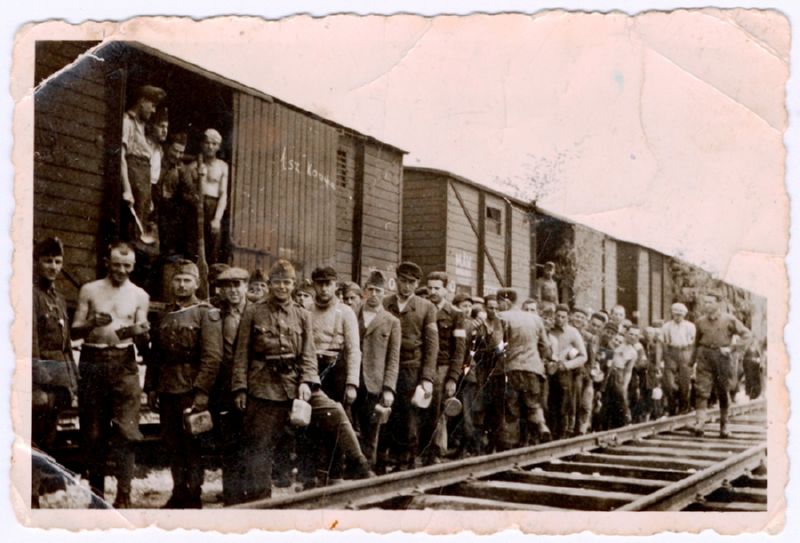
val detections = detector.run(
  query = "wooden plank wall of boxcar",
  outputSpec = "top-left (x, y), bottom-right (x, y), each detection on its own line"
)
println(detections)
top-left (229, 93), bottom-right (338, 278)
top-left (34, 43), bottom-right (109, 302)
top-left (510, 206), bottom-right (532, 297)
top-left (482, 193), bottom-right (507, 294)
top-left (401, 170), bottom-right (447, 279)
top-left (445, 181), bottom-right (480, 293)
top-left (637, 247), bottom-right (651, 326)
top-left (573, 226), bottom-right (605, 313)
top-left (335, 134), bottom-right (357, 279)
top-left (603, 238), bottom-right (618, 310)
top-left (359, 143), bottom-right (403, 284)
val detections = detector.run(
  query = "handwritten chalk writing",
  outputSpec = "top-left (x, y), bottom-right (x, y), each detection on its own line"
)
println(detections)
top-left (280, 146), bottom-right (334, 189)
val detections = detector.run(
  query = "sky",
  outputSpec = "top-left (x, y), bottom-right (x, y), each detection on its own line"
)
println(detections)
top-left (93, 10), bottom-right (790, 299)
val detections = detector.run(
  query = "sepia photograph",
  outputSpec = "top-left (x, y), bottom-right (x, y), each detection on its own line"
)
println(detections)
top-left (8, 5), bottom-right (791, 536)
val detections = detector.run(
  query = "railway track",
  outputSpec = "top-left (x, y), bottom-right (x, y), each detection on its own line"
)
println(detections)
top-left (232, 399), bottom-right (766, 511)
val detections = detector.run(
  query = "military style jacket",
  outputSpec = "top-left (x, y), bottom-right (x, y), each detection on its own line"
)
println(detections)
top-left (231, 296), bottom-right (320, 401)
top-left (383, 294), bottom-right (439, 383)
top-left (146, 299), bottom-right (223, 395)
top-left (32, 280), bottom-right (78, 392)
top-left (433, 301), bottom-right (467, 383)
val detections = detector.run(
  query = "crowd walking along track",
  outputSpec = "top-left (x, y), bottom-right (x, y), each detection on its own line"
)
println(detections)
top-left (233, 399), bottom-right (766, 511)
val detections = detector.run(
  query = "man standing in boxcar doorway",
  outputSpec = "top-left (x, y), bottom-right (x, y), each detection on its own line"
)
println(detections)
top-left (71, 242), bottom-right (150, 508)
top-left (183, 128), bottom-right (229, 264)
top-left (536, 261), bottom-right (559, 305)
top-left (121, 85), bottom-right (165, 244)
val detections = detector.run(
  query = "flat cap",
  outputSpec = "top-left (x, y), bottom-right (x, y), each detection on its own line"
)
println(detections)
top-left (342, 281), bottom-right (362, 295)
top-left (296, 279), bottom-right (315, 295)
top-left (496, 288), bottom-right (518, 304)
top-left (251, 268), bottom-right (269, 283)
top-left (452, 293), bottom-right (472, 306)
top-left (311, 266), bottom-right (338, 282)
top-left (556, 303), bottom-right (571, 313)
top-left (208, 263), bottom-right (230, 281)
top-left (651, 319), bottom-right (665, 328)
top-left (267, 261), bottom-right (293, 281)
top-left (365, 270), bottom-right (386, 289)
top-left (544, 261), bottom-right (556, 270)
top-left (34, 237), bottom-right (63, 259)
top-left (591, 311), bottom-right (609, 323)
top-left (471, 296), bottom-right (485, 305)
top-left (397, 261), bottom-right (422, 281)
top-left (572, 307), bottom-right (589, 316)
top-left (135, 84), bottom-right (166, 104)
top-left (671, 302), bottom-right (689, 315)
top-left (174, 259), bottom-right (199, 279)
top-left (218, 267), bottom-right (249, 282)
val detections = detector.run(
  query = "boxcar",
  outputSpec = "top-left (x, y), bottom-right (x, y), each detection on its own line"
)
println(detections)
top-left (33, 40), bottom-right (405, 304)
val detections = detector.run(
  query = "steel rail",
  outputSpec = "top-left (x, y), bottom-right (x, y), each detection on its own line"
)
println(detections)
top-left (231, 398), bottom-right (765, 510)
top-left (617, 443), bottom-right (766, 511)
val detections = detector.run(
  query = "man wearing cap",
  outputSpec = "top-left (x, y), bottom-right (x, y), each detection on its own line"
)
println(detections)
top-left (452, 293), bottom-right (480, 457)
top-left (308, 266), bottom-right (361, 482)
top-left (293, 279), bottom-right (315, 310)
top-left (206, 263), bottom-right (231, 308)
top-left (692, 292), bottom-right (752, 438)
top-left (470, 294), bottom-right (508, 453)
top-left (145, 260), bottom-right (223, 508)
top-left (121, 85), bottom-right (166, 245)
top-left (535, 262), bottom-right (559, 304)
top-left (382, 261), bottom-right (439, 470)
top-left (661, 302), bottom-right (696, 415)
top-left (71, 242), bottom-right (150, 508)
top-left (246, 269), bottom-right (269, 304)
top-left (183, 128), bottom-right (229, 263)
top-left (496, 288), bottom-right (553, 448)
top-left (342, 281), bottom-right (363, 314)
top-left (209, 266), bottom-right (250, 504)
top-left (419, 271), bottom-right (466, 464)
top-left (32, 237), bottom-right (78, 454)
top-left (231, 259), bottom-right (372, 500)
top-left (548, 304), bottom-right (588, 439)
top-left (354, 271), bottom-right (400, 467)
top-left (153, 131), bottom-right (190, 260)
top-left (570, 307), bottom-right (596, 435)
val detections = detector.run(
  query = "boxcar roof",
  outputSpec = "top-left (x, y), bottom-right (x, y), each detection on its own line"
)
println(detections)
top-left (84, 40), bottom-right (408, 155)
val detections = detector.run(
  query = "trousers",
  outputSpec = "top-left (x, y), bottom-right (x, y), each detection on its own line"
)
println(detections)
top-left (160, 392), bottom-right (204, 507)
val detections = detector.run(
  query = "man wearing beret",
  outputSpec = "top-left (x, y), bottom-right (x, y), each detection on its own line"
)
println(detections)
top-left (31, 238), bottom-right (78, 457)
top-left (209, 267), bottom-right (250, 504)
top-left (660, 302), bottom-right (696, 415)
top-left (382, 261), bottom-right (439, 471)
top-left (496, 288), bottom-right (553, 448)
top-left (354, 271), bottom-right (401, 468)
top-left (145, 260), bottom-right (223, 508)
top-left (71, 242), bottom-right (151, 508)
top-left (420, 271), bottom-right (466, 464)
top-left (231, 259), bottom-right (372, 500)
top-left (307, 266), bottom-right (361, 483)
top-left (692, 292), bottom-right (751, 438)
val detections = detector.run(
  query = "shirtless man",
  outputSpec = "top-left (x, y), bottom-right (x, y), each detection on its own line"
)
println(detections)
top-left (72, 242), bottom-right (150, 508)
top-left (184, 128), bottom-right (229, 263)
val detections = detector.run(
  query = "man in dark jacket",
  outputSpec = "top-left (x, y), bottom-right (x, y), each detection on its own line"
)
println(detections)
top-left (419, 271), bottom-right (466, 464)
top-left (231, 259), bottom-right (372, 501)
top-left (145, 260), bottom-right (223, 508)
top-left (382, 261), bottom-right (439, 470)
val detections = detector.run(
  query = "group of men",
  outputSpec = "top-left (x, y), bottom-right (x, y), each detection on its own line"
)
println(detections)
top-left (31, 228), bottom-right (762, 509)
top-left (120, 83), bottom-right (229, 292)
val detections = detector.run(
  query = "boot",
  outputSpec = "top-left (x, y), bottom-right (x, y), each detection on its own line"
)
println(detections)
top-left (113, 489), bottom-right (132, 509)
top-left (533, 407), bottom-right (551, 443)
top-left (693, 403), bottom-right (707, 437)
top-left (719, 407), bottom-right (730, 439)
